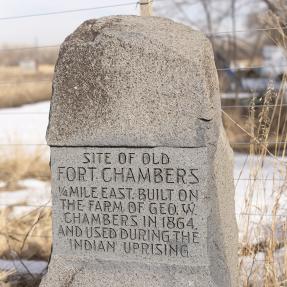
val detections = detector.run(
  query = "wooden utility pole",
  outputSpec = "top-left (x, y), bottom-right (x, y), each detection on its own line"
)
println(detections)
top-left (139, 0), bottom-right (153, 16)
top-left (34, 36), bottom-right (39, 72)
top-left (231, 0), bottom-right (239, 103)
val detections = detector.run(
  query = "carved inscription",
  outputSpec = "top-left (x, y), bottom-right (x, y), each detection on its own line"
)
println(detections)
top-left (51, 147), bottom-right (208, 265)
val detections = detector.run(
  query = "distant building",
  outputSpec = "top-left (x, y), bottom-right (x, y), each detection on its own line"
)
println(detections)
top-left (18, 60), bottom-right (37, 72)
top-left (262, 45), bottom-right (287, 77)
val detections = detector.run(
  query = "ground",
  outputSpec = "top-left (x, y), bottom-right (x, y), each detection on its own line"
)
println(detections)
top-left (0, 101), bottom-right (286, 286)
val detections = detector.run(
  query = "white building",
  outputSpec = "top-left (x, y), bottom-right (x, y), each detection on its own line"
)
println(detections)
top-left (18, 60), bottom-right (37, 72)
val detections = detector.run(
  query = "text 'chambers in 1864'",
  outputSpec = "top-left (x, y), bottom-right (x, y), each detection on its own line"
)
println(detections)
top-left (52, 147), bottom-right (208, 264)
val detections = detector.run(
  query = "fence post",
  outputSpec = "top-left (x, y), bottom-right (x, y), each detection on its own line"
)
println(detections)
top-left (139, 0), bottom-right (153, 16)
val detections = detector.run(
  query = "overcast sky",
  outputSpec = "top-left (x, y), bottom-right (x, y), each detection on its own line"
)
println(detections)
top-left (0, 0), bottom-right (139, 45)
top-left (0, 0), bottom-right (264, 46)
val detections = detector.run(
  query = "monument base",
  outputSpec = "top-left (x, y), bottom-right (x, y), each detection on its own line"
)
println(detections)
top-left (42, 15), bottom-right (238, 287)
top-left (41, 255), bottom-right (218, 287)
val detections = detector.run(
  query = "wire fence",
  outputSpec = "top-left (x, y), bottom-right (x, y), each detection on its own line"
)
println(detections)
top-left (0, 63), bottom-right (285, 86)
top-left (0, 104), bottom-right (287, 114)
top-left (0, 199), bottom-right (286, 241)
top-left (1, 204), bottom-right (286, 218)
top-left (0, 2), bottom-right (140, 21)
top-left (0, 2), bottom-right (287, 273)
top-left (0, 141), bottom-right (287, 145)
top-left (0, 25), bottom-right (285, 52)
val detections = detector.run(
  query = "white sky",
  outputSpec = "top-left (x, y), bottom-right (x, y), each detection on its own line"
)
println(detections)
top-left (0, 0), bottom-right (138, 45)
top-left (0, 0), bottom-right (265, 46)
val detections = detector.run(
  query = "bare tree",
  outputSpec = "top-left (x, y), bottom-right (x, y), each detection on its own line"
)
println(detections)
top-left (261, 0), bottom-right (287, 41)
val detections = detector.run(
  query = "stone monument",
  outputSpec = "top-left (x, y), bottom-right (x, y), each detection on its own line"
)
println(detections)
top-left (40, 16), bottom-right (238, 287)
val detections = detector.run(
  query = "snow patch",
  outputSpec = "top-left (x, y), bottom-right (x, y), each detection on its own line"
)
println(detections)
top-left (0, 259), bottom-right (47, 274)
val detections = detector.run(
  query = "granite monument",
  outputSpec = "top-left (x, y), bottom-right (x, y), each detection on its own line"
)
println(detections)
top-left (40, 16), bottom-right (238, 287)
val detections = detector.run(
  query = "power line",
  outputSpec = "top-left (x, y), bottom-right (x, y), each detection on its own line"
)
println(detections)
top-left (0, 144), bottom-right (47, 146)
top-left (0, 141), bottom-right (287, 146)
top-left (222, 104), bottom-right (287, 109)
top-left (0, 2), bottom-right (138, 21)
top-left (0, 211), bottom-right (284, 240)
top-left (0, 179), bottom-right (286, 210)
top-left (0, 104), bottom-right (287, 115)
top-left (0, 27), bottom-right (287, 54)
top-left (0, 203), bottom-right (51, 208)
top-left (238, 213), bottom-right (287, 217)
top-left (0, 45), bottom-right (59, 52)
top-left (0, 3), bottom-right (283, 37)
top-left (0, 79), bottom-right (51, 86)
top-left (0, 24), bottom-right (285, 52)
top-left (0, 232), bottom-right (51, 238)
top-left (0, 104), bottom-right (287, 116)
top-left (235, 178), bottom-right (286, 181)
top-left (0, 204), bottom-right (286, 217)
top-left (0, 64), bottom-right (286, 87)
top-left (0, 112), bottom-right (49, 115)
top-left (1, 103), bottom-right (287, 115)
top-left (217, 64), bottom-right (287, 71)
top-left (211, 26), bottom-right (287, 37)
top-left (231, 141), bottom-right (287, 145)
top-left (0, 212), bottom-right (285, 218)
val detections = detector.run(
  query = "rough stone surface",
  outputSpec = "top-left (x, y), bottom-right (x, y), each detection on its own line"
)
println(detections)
top-left (41, 15), bottom-right (238, 287)
top-left (46, 15), bottom-right (216, 147)
top-left (50, 147), bottom-right (208, 265)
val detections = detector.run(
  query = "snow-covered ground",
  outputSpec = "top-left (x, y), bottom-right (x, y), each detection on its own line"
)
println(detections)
top-left (0, 101), bottom-right (286, 234)
top-left (0, 155), bottom-right (284, 244)
top-left (221, 92), bottom-right (256, 100)
top-left (0, 179), bottom-right (51, 217)
top-left (0, 101), bottom-right (49, 145)
top-left (234, 153), bottom-right (287, 215)
top-left (0, 102), bottom-right (51, 218)
top-left (0, 259), bottom-right (47, 274)
top-left (0, 101), bottom-right (286, 279)
top-left (234, 153), bottom-right (287, 244)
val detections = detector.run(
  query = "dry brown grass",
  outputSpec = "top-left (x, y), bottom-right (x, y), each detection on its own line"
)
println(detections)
top-left (0, 206), bottom-right (52, 261)
top-left (0, 270), bottom-right (15, 282)
top-left (0, 15), bottom-right (287, 286)
top-left (221, 79), bottom-right (287, 286)
top-left (0, 46), bottom-right (58, 67)
top-left (0, 206), bottom-right (51, 287)
top-left (234, 11), bottom-right (287, 286)
top-left (0, 146), bottom-right (50, 190)
top-left (232, 86), bottom-right (287, 286)
top-left (223, 103), bottom-right (287, 154)
top-left (0, 65), bottom-right (53, 108)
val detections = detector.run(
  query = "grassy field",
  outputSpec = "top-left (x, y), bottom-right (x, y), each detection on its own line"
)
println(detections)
top-left (0, 65), bottom-right (53, 108)
top-left (0, 207), bottom-right (52, 261)
top-left (0, 206), bottom-right (51, 287)
top-left (0, 101), bottom-right (285, 286)
top-left (0, 146), bottom-right (50, 190)
top-left (0, 57), bottom-right (286, 287)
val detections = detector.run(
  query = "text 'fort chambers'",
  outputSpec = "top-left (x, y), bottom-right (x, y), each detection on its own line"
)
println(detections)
top-left (53, 148), bottom-right (207, 263)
